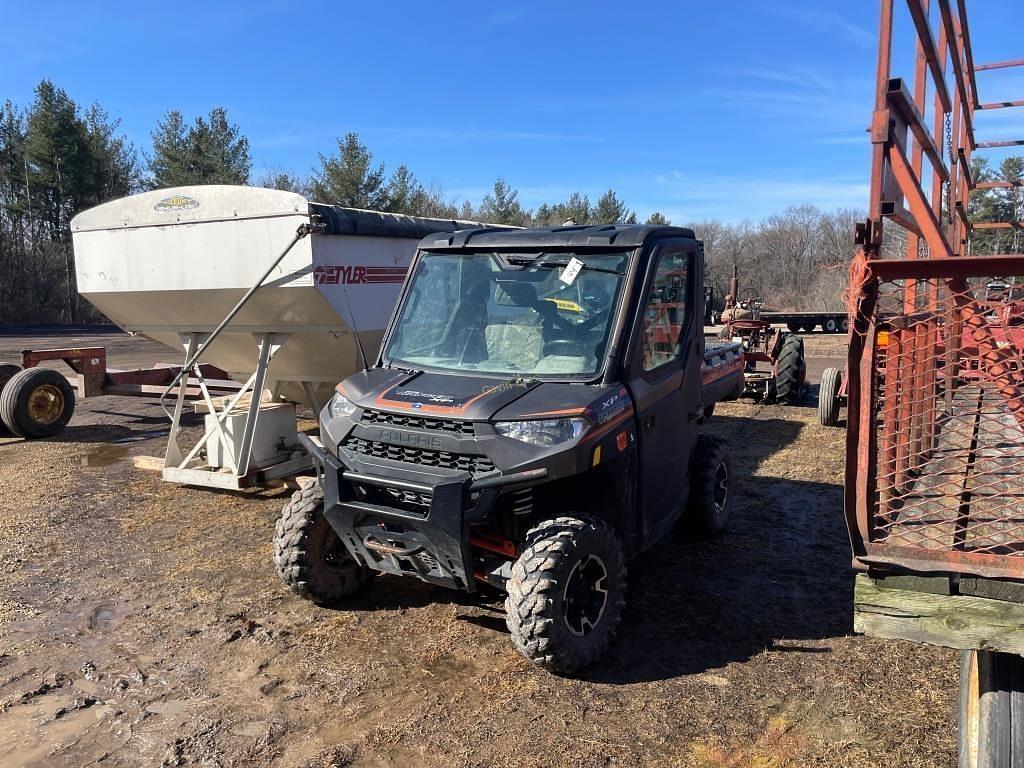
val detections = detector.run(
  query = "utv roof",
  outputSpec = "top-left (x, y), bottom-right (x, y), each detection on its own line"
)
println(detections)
top-left (418, 223), bottom-right (698, 251)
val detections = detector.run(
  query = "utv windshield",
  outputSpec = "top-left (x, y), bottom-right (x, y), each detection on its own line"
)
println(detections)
top-left (384, 251), bottom-right (629, 377)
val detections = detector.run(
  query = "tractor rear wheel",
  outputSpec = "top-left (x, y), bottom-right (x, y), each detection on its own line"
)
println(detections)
top-left (774, 334), bottom-right (806, 405)
top-left (505, 515), bottom-right (627, 675)
top-left (683, 434), bottom-right (734, 537)
top-left (958, 650), bottom-right (1024, 768)
top-left (274, 479), bottom-right (375, 604)
top-left (819, 367), bottom-right (843, 427)
top-left (0, 367), bottom-right (75, 438)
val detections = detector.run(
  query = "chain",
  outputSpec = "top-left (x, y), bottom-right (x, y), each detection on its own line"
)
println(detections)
top-left (944, 112), bottom-right (955, 225)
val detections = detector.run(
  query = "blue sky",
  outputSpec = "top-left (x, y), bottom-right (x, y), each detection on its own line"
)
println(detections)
top-left (2, 0), bottom-right (1022, 222)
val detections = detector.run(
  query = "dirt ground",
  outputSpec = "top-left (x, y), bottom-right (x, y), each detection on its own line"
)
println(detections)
top-left (0, 329), bottom-right (958, 768)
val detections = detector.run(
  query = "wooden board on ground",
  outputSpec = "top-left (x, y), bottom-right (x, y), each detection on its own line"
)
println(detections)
top-left (854, 573), bottom-right (1024, 655)
top-left (131, 455), bottom-right (165, 471)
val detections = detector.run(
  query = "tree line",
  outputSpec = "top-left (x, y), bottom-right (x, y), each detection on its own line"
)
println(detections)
top-left (1, 79), bottom-right (1020, 323)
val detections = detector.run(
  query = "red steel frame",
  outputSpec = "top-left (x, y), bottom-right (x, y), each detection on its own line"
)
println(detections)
top-left (846, 0), bottom-right (1024, 579)
top-left (19, 346), bottom-right (237, 400)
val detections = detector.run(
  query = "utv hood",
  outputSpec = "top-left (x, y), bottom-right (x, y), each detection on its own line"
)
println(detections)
top-left (337, 368), bottom-right (624, 423)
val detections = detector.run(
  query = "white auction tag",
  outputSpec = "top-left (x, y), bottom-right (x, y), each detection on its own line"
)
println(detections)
top-left (559, 257), bottom-right (584, 285)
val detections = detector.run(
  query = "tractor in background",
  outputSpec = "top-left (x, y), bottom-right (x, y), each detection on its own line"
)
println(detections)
top-left (718, 266), bottom-right (806, 405)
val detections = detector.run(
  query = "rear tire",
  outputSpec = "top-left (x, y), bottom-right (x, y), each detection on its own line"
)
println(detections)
top-left (774, 334), bottom-right (806, 405)
top-left (0, 367), bottom-right (75, 438)
top-left (818, 367), bottom-right (843, 427)
top-left (683, 434), bottom-right (734, 537)
top-left (958, 650), bottom-right (1024, 767)
top-left (274, 479), bottom-right (375, 604)
top-left (505, 516), bottom-right (627, 675)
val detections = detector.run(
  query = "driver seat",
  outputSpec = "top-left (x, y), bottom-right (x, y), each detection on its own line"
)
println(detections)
top-left (486, 281), bottom-right (544, 370)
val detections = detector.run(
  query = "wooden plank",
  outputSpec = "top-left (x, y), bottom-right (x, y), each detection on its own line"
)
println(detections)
top-left (131, 455), bottom-right (165, 472)
top-left (854, 573), bottom-right (1024, 654)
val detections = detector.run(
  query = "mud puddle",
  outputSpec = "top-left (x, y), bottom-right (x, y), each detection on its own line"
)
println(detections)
top-left (81, 444), bottom-right (130, 467)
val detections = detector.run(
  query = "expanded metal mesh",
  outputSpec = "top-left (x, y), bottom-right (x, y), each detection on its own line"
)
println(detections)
top-left (871, 275), bottom-right (1024, 566)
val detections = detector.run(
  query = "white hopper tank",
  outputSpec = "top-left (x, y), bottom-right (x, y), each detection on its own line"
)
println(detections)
top-left (69, 186), bottom-right (508, 488)
top-left (71, 185), bottom-right (500, 408)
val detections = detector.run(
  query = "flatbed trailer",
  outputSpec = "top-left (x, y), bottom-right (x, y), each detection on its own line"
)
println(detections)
top-left (843, 2), bottom-right (1024, 765)
top-left (759, 310), bottom-right (848, 334)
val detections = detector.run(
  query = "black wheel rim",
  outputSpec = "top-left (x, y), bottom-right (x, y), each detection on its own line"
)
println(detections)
top-left (562, 554), bottom-right (609, 637)
top-left (714, 461), bottom-right (729, 516)
top-left (317, 522), bottom-right (351, 575)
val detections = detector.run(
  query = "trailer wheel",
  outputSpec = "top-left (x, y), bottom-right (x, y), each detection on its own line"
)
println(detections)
top-left (818, 367), bottom-right (843, 427)
top-left (824, 317), bottom-right (839, 333)
top-left (0, 367), bottom-right (75, 439)
top-left (958, 650), bottom-right (1024, 768)
top-left (0, 363), bottom-right (20, 393)
top-left (274, 479), bottom-right (375, 604)
top-left (774, 333), bottom-right (806, 405)
top-left (786, 321), bottom-right (801, 333)
top-left (0, 364), bottom-right (20, 435)
top-left (683, 434), bottom-right (734, 537)
top-left (841, 317), bottom-right (850, 333)
top-left (505, 515), bottom-right (626, 675)
top-left (800, 322), bottom-right (816, 333)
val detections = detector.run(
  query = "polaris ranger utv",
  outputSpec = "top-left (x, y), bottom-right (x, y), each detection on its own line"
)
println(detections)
top-left (275, 223), bottom-right (744, 673)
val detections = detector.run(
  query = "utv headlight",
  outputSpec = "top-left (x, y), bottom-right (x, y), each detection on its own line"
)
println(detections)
top-left (328, 392), bottom-right (359, 420)
top-left (494, 417), bottom-right (589, 447)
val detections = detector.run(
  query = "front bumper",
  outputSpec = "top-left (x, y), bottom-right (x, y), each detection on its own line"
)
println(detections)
top-left (298, 433), bottom-right (544, 591)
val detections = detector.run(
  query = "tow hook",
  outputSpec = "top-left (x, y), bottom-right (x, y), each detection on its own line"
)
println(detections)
top-left (363, 536), bottom-right (421, 557)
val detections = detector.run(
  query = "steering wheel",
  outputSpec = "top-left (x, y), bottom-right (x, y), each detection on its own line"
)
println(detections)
top-left (737, 287), bottom-right (764, 311)
top-left (576, 309), bottom-right (610, 332)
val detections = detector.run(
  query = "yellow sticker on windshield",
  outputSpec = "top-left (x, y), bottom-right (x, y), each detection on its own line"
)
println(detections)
top-left (543, 298), bottom-right (582, 313)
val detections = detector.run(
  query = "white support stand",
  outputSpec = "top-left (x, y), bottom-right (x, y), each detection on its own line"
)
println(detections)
top-left (161, 332), bottom-right (313, 490)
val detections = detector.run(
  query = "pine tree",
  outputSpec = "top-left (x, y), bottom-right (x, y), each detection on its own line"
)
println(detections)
top-left (383, 164), bottom-right (422, 214)
top-left (592, 189), bottom-right (637, 224)
top-left (255, 168), bottom-right (307, 193)
top-left (309, 132), bottom-right (388, 209)
top-left (479, 178), bottom-right (529, 226)
top-left (149, 107), bottom-right (250, 188)
top-left (539, 192), bottom-right (591, 225)
top-left (149, 111), bottom-right (190, 188)
top-left (646, 212), bottom-right (671, 225)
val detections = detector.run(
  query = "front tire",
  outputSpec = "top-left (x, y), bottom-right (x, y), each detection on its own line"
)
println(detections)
top-left (774, 333), bottom-right (806, 405)
top-left (505, 516), bottom-right (626, 675)
top-left (958, 650), bottom-right (1024, 767)
top-left (274, 479), bottom-right (375, 604)
top-left (818, 367), bottom-right (843, 427)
